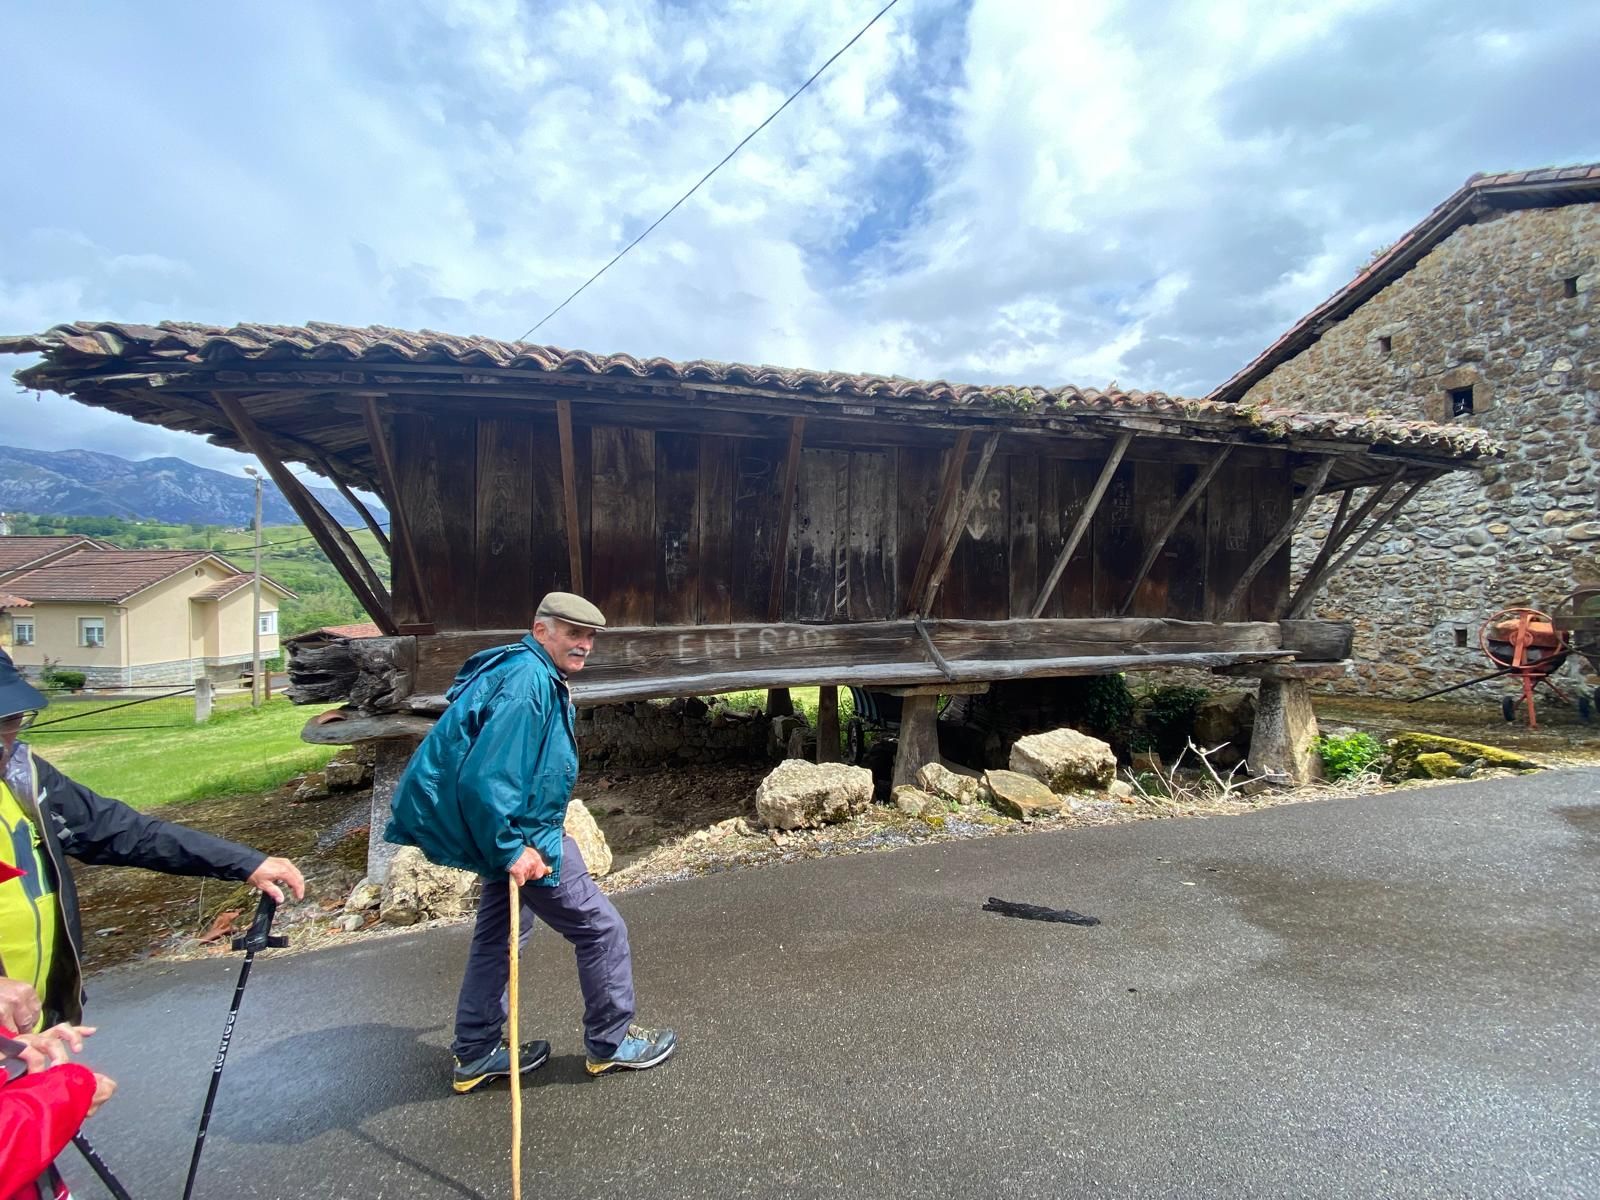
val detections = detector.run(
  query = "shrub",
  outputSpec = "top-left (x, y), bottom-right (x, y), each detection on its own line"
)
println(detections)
top-left (1136, 684), bottom-right (1211, 756)
top-left (43, 669), bottom-right (88, 692)
top-left (1315, 731), bottom-right (1382, 780)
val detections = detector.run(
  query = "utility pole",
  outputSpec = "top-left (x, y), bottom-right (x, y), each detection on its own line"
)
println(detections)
top-left (245, 467), bottom-right (263, 708)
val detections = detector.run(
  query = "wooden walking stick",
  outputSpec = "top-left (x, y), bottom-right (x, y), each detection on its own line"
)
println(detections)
top-left (509, 877), bottom-right (522, 1200)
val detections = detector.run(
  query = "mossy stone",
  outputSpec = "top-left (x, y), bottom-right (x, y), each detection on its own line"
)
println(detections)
top-left (1385, 732), bottom-right (1545, 779)
top-left (1411, 751), bottom-right (1462, 779)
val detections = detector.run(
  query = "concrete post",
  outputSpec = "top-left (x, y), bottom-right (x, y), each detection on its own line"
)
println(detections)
top-left (367, 738), bottom-right (419, 885)
top-left (1249, 679), bottom-right (1324, 784)
top-left (193, 677), bottom-right (212, 723)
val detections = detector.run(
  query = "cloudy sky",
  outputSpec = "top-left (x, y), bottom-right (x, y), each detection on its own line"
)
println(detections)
top-left (2, 0), bottom-right (1596, 476)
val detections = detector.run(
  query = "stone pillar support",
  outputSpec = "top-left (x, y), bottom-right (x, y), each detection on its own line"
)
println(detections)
top-left (368, 738), bottom-right (420, 885)
top-left (891, 694), bottom-right (941, 789)
top-left (1249, 679), bottom-right (1323, 784)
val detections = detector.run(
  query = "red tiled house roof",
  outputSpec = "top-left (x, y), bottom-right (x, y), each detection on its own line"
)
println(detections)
top-left (4, 549), bottom-right (292, 604)
top-left (0, 536), bottom-right (118, 579)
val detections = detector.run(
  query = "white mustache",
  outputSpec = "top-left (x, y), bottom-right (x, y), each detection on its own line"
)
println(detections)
top-left (568, 648), bottom-right (589, 658)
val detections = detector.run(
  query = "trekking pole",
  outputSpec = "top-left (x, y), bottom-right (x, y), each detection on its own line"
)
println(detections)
top-left (509, 877), bottom-right (522, 1200)
top-left (73, 1133), bottom-right (135, 1200)
top-left (181, 894), bottom-right (286, 1200)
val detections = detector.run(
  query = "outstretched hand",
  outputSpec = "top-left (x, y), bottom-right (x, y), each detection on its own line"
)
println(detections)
top-left (18, 1024), bottom-right (96, 1068)
top-left (247, 855), bottom-right (307, 904)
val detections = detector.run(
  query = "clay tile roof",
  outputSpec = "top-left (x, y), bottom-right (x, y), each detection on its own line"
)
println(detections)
top-left (0, 593), bottom-right (31, 608)
top-left (6, 549), bottom-right (226, 603)
top-left (0, 536), bottom-right (107, 575)
top-left (1209, 161), bottom-right (1600, 403)
top-left (285, 622), bottom-right (382, 643)
top-left (3, 321), bottom-right (1501, 462)
top-left (190, 573), bottom-right (296, 602)
top-left (189, 575), bottom-right (254, 601)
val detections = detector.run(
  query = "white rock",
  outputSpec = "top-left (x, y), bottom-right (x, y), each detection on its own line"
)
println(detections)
top-left (1010, 728), bottom-right (1118, 792)
top-left (892, 785), bottom-right (937, 817)
top-left (343, 878), bottom-right (382, 914)
top-left (379, 847), bottom-right (479, 926)
top-left (916, 762), bottom-right (981, 805)
top-left (565, 799), bottom-right (613, 877)
top-left (755, 760), bottom-right (874, 830)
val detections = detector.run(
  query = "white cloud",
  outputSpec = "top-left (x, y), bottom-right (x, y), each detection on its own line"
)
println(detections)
top-left (1, 0), bottom-right (1597, 480)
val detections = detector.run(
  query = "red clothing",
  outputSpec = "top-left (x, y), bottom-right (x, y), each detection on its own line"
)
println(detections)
top-left (1, 1028), bottom-right (94, 1200)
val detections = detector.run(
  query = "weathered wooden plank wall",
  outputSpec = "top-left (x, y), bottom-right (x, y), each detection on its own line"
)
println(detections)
top-left (385, 411), bottom-right (1299, 632)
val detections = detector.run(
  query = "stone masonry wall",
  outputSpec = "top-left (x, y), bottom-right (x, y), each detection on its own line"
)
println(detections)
top-left (1245, 204), bottom-right (1599, 695)
top-left (576, 697), bottom-right (769, 766)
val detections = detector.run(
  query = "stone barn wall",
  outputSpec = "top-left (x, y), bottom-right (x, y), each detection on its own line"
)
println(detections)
top-left (576, 697), bottom-right (769, 766)
top-left (1243, 204), bottom-right (1599, 695)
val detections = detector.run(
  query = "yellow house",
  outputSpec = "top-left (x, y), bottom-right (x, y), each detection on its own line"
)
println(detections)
top-left (0, 544), bottom-right (294, 686)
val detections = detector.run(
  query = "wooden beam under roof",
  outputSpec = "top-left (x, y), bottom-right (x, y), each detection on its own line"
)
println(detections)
top-left (903, 430), bottom-right (975, 616)
top-left (214, 393), bottom-right (399, 636)
top-left (1219, 455), bottom-right (1337, 620)
top-left (361, 397), bottom-right (433, 631)
top-left (916, 432), bottom-right (1001, 617)
top-left (1030, 431), bottom-right (1134, 619)
top-left (1116, 443), bottom-right (1234, 616)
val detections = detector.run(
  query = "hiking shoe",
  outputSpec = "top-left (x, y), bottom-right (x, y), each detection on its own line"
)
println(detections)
top-left (452, 1039), bottom-right (551, 1094)
top-left (585, 1024), bottom-right (678, 1076)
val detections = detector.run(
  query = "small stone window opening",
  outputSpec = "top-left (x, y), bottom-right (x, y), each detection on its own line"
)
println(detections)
top-left (1564, 276), bottom-right (1580, 298)
top-left (1454, 627), bottom-right (1469, 648)
top-left (1448, 386), bottom-right (1474, 418)
top-left (1377, 335), bottom-right (1392, 353)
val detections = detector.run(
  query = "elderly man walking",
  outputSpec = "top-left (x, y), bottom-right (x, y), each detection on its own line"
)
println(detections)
top-left (386, 592), bottom-right (676, 1093)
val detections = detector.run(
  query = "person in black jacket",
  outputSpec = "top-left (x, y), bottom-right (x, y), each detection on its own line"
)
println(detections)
top-left (0, 649), bottom-right (304, 1026)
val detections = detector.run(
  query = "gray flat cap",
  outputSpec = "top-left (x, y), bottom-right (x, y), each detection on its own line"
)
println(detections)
top-left (536, 591), bottom-right (607, 629)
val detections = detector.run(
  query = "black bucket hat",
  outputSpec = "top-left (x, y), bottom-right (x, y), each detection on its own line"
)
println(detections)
top-left (0, 647), bottom-right (48, 718)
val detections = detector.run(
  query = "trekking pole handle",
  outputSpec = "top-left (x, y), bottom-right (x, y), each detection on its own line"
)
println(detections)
top-left (232, 893), bottom-right (289, 952)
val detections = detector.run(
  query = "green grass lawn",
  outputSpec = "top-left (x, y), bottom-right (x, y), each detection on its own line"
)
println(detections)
top-left (23, 693), bottom-right (338, 810)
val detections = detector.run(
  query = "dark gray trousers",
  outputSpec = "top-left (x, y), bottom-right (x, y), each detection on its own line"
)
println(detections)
top-left (451, 836), bottom-right (636, 1062)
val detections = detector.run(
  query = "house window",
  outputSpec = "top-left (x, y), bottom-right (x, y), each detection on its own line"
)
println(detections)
top-left (79, 617), bottom-right (106, 648)
top-left (1377, 336), bottom-right (1392, 354)
top-left (12, 620), bottom-right (33, 646)
top-left (258, 612), bottom-right (278, 636)
top-left (1564, 276), bottom-right (1579, 298)
top-left (1454, 627), bottom-right (1469, 648)
top-left (1448, 386), bottom-right (1474, 417)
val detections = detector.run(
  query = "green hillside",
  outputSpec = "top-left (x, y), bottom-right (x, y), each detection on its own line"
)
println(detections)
top-left (6, 512), bottom-right (386, 637)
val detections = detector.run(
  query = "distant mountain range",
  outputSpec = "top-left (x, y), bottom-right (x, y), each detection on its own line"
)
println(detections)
top-left (0, 445), bottom-right (385, 528)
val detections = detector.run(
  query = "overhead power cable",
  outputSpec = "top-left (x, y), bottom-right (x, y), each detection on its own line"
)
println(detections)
top-left (516, 0), bottom-right (902, 341)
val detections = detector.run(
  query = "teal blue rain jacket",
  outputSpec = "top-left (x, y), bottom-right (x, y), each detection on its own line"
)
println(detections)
top-left (385, 635), bottom-right (578, 883)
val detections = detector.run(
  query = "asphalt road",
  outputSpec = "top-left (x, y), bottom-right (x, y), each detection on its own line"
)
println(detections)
top-left (61, 771), bottom-right (1600, 1200)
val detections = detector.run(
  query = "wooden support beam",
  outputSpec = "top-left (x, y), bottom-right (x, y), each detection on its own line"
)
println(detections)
top-left (904, 431), bottom-right (975, 615)
top-left (361, 397), bottom-right (432, 629)
top-left (816, 685), bottom-right (841, 763)
top-left (403, 648), bottom-right (1292, 713)
top-left (1030, 431), bottom-right (1134, 619)
top-left (1220, 455), bottom-right (1337, 621)
top-left (1117, 443), bottom-right (1234, 615)
top-left (767, 416), bottom-right (807, 622)
top-left (315, 451), bottom-right (392, 557)
top-left (1285, 467), bottom-right (1404, 618)
top-left (411, 616), bottom-right (1284, 693)
top-left (1284, 473), bottom-right (1435, 618)
top-left (556, 398), bottom-right (585, 592)
top-left (215, 393), bottom-right (400, 636)
top-left (917, 432), bottom-right (1001, 616)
